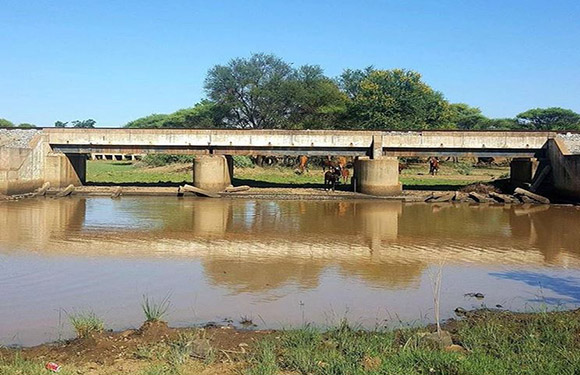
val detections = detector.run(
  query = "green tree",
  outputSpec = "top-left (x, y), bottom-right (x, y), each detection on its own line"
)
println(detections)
top-left (125, 101), bottom-right (227, 129)
top-left (337, 66), bottom-right (375, 99)
top-left (449, 103), bottom-right (488, 130)
top-left (71, 119), bottom-right (96, 128)
top-left (349, 69), bottom-right (452, 130)
top-left (125, 114), bottom-right (170, 128)
top-left (287, 65), bottom-right (349, 129)
top-left (516, 107), bottom-right (580, 130)
top-left (204, 53), bottom-right (296, 129)
top-left (54, 121), bottom-right (68, 128)
top-left (0, 118), bottom-right (14, 127)
top-left (18, 123), bottom-right (37, 128)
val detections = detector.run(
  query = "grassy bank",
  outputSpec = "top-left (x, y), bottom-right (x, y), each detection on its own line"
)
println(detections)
top-left (2, 309), bottom-right (579, 375)
top-left (86, 160), bottom-right (509, 189)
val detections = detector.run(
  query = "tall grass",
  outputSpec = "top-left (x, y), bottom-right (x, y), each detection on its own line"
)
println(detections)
top-left (141, 294), bottom-right (171, 322)
top-left (68, 310), bottom-right (104, 338)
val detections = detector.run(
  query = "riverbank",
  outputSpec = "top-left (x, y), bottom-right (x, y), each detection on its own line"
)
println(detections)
top-left (2, 309), bottom-right (579, 375)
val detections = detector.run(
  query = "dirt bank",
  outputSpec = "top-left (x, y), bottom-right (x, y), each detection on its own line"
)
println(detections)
top-left (2, 309), bottom-right (580, 375)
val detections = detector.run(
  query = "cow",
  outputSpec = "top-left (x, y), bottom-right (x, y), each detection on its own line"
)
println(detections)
top-left (324, 166), bottom-right (342, 191)
top-left (295, 155), bottom-right (309, 174)
top-left (429, 157), bottom-right (440, 175)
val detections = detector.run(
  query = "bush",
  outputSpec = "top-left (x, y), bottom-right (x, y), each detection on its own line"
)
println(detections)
top-left (142, 154), bottom-right (195, 167)
top-left (233, 155), bottom-right (254, 168)
top-left (142, 294), bottom-right (171, 322)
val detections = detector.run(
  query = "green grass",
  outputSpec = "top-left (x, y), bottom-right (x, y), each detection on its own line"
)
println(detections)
top-left (68, 310), bottom-right (104, 338)
top-left (0, 355), bottom-right (79, 375)
top-left (87, 160), bottom-right (509, 189)
top-left (246, 310), bottom-right (580, 375)
top-left (142, 294), bottom-right (171, 322)
top-left (87, 161), bottom-right (191, 184)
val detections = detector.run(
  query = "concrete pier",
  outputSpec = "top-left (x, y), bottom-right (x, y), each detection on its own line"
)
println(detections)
top-left (354, 157), bottom-right (402, 196)
top-left (44, 153), bottom-right (87, 188)
top-left (193, 155), bottom-right (232, 192)
top-left (510, 158), bottom-right (539, 188)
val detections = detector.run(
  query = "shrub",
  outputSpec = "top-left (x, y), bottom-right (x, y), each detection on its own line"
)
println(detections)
top-left (233, 155), bottom-right (254, 168)
top-left (142, 154), bottom-right (195, 167)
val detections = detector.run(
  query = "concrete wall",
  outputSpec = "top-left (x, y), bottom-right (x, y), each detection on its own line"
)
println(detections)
top-left (354, 157), bottom-right (402, 196)
top-left (0, 134), bottom-right (46, 195)
top-left (548, 138), bottom-right (580, 200)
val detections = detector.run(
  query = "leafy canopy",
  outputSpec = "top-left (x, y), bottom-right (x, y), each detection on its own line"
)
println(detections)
top-left (349, 69), bottom-right (452, 130)
top-left (516, 107), bottom-right (580, 130)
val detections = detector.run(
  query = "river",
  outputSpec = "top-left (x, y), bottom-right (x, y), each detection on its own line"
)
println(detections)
top-left (1, 197), bottom-right (579, 346)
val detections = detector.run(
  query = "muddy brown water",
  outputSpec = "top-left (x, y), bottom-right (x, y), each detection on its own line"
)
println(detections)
top-left (1, 197), bottom-right (579, 346)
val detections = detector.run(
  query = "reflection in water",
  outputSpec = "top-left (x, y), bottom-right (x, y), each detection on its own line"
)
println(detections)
top-left (1, 198), bottom-right (580, 346)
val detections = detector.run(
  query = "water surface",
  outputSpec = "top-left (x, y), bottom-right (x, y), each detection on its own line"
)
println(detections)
top-left (1, 197), bottom-right (579, 346)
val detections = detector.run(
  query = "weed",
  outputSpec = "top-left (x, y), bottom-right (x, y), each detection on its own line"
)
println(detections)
top-left (68, 310), bottom-right (104, 338)
top-left (141, 294), bottom-right (171, 322)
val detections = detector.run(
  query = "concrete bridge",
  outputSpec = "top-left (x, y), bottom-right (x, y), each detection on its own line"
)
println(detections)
top-left (1, 128), bottom-right (579, 199)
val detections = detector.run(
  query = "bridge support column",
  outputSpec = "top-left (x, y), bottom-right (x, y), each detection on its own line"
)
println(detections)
top-left (193, 155), bottom-right (232, 192)
top-left (354, 157), bottom-right (402, 196)
top-left (510, 157), bottom-right (538, 188)
top-left (44, 153), bottom-right (86, 188)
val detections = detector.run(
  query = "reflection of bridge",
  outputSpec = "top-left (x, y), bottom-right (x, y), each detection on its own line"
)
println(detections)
top-left (1, 128), bottom-right (579, 197)
top-left (1, 198), bottom-right (579, 293)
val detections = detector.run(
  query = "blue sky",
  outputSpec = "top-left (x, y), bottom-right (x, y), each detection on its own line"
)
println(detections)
top-left (1, 0), bottom-right (579, 127)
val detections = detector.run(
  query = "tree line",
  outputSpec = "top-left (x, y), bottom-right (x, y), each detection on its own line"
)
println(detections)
top-left (125, 53), bottom-right (580, 131)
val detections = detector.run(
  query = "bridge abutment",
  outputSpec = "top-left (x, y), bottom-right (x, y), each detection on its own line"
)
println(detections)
top-left (44, 153), bottom-right (86, 188)
top-left (193, 155), bottom-right (232, 192)
top-left (510, 157), bottom-right (539, 188)
top-left (354, 157), bottom-right (402, 196)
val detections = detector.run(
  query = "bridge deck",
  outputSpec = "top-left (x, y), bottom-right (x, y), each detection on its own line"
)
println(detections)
top-left (43, 128), bottom-right (556, 157)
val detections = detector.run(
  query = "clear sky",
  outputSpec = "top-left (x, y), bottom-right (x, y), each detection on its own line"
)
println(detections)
top-left (1, 0), bottom-right (579, 127)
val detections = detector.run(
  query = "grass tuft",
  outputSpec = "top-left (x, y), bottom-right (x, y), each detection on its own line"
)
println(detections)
top-left (68, 310), bottom-right (104, 338)
top-left (141, 294), bottom-right (171, 322)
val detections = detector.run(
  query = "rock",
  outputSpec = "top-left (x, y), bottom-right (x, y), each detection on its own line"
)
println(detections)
top-left (514, 187), bottom-right (550, 204)
top-left (179, 184), bottom-right (220, 198)
top-left (55, 184), bottom-right (75, 197)
top-left (362, 356), bottom-right (382, 371)
top-left (191, 338), bottom-right (212, 359)
top-left (454, 307), bottom-right (467, 317)
top-left (415, 330), bottom-right (453, 349)
top-left (468, 192), bottom-right (492, 203)
top-left (445, 344), bottom-right (468, 354)
top-left (111, 186), bottom-right (122, 199)
top-left (464, 292), bottom-right (484, 299)
top-left (36, 182), bottom-right (50, 196)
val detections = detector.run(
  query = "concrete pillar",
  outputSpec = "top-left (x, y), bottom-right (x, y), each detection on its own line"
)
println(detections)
top-left (44, 153), bottom-right (86, 188)
top-left (354, 156), bottom-right (402, 196)
top-left (510, 158), bottom-right (539, 188)
top-left (193, 155), bottom-right (232, 192)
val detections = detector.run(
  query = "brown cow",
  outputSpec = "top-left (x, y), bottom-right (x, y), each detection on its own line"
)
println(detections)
top-left (296, 155), bottom-right (309, 174)
top-left (429, 157), bottom-right (440, 175)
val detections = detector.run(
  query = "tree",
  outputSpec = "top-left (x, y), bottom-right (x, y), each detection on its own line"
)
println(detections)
top-left (449, 103), bottom-right (488, 130)
top-left (516, 107), bottom-right (580, 130)
top-left (348, 69), bottom-right (452, 130)
top-left (125, 101), bottom-right (228, 129)
top-left (337, 66), bottom-right (375, 99)
top-left (204, 53), bottom-right (296, 129)
top-left (125, 114), bottom-right (170, 128)
top-left (0, 118), bottom-right (14, 127)
top-left (54, 121), bottom-right (68, 128)
top-left (71, 119), bottom-right (96, 128)
top-left (18, 123), bottom-right (37, 128)
top-left (287, 65), bottom-right (349, 129)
